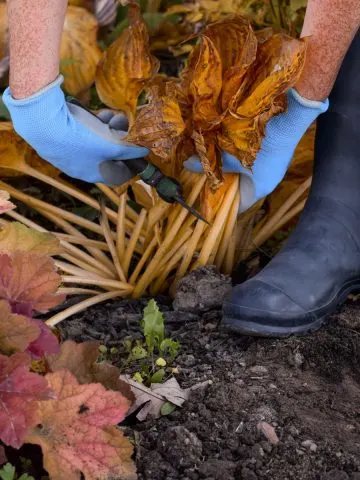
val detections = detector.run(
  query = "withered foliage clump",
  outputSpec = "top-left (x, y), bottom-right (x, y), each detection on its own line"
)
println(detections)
top-left (96, 1), bottom-right (306, 191)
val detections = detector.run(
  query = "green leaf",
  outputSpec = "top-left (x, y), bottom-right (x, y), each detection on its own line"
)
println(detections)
top-left (161, 402), bottom-right (177, 416)
top-left (132, 372), bottom-right (144, 383)
top-left (129, 344), bottom-right (148, 362)
top-left (150, 368), bottom-right (166, 384)
top-left (141, 299), bottom-right (165, 354)
top-left (18, 474), bottom-right (35, 480)
top-left (0, 464), bottom-right (16, 480)
top-left (159, 338), bottom-right (180, 362)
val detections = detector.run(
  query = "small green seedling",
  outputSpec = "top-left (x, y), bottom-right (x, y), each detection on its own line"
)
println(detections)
top-left (125, 299), bottom-right (180, 386)
top-left (0, 464), bottom-right (34, 480)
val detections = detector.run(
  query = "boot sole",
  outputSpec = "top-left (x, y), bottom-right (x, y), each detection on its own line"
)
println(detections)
top-left (222, 279), bottom-right (360, 337)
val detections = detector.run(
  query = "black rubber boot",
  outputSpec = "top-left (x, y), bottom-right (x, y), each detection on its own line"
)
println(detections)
top-left (223, 32), bottom-right (360, 337)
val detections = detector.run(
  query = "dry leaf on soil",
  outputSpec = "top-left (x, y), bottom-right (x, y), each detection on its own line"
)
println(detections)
top-left (0, 222), bottom-right (61, 256)
top-left (48, 340), bottom-right (134, 403)
top-left (96, 1), bottom-right (159, 123)
top-left (120, 375), bottom-right (211, 421)
top-left (0, 253), bottom-right (65, 314)
top-left (0, 352), bottom-right (55, 448)
top-left (61, 6), bottom-right (102, 96)
top-left (0, 299), bottom-right (39, 355)
top-left (26, 369), bottom-right (136, 480)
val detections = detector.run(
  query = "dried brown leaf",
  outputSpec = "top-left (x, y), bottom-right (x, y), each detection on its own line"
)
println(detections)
top-left (232, 34), bottom-right (307, 118)
top-left (126, 94), bottom-right (185, 163)
top-left (96, 2), bottom-right (159, 123)
top-left (217, 115), bottom-right (261, 169)
top-left (192, 131), bottom-right (223, 190)
top-left (190, 35), bottom-right (223, 130)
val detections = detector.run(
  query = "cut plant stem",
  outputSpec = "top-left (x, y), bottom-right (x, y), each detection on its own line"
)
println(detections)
top-left (215, 187), bottom-right (241, 270)
top-left (57, 287), bottom-right (100, 295)
top-left (100, 199), bottom-right (127, 283)
top-left (56, 260), bottom-right (105, 279)
top-left (254, 198), bottom-right (307, 247)
top-left (123, 208), bottom-right (147, 277)
top-left (22, 163), bottom-right (119, 223)
top-left (61, 275), bottom-right (133, 291)
top-left (46, 291), bottom-right (124, 326)
top-left (116, 193), bottom-right (127, 262)
top-left (194, 176), bottom-right (239, 268)
top-left (128, 236), bottom-right (157, 285)
top-left (252, 177), bottom-right (311, 250)
top-left (132, 175), bottom-right (207, 297)
top-left (54, 234), bottom-right (109, 251)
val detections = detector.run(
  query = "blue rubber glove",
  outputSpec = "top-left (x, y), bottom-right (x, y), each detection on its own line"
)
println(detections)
top-left (2, 75), bottom-right (149, 184)
top-left (184, 89), bottom-right (329, 212)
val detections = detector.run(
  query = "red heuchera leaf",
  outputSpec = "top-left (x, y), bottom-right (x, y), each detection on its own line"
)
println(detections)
top-left (26, 370), bottom-right (137, 480)
top-left (0, 253), bottom-right (65, 314)
top-left (47, 340), bottom-right (134, 403)
top-left (5, 301), bottom-right (60, 359)
top-left (26, 319), bottom-right (60, 359)
top-left (0, 300), bottom-right (40, 355)
top-left (0, 352), bottom-right (55, 448)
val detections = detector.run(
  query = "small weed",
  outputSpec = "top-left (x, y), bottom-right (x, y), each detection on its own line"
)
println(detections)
top-left (124, 299), bottom-right (180, 385)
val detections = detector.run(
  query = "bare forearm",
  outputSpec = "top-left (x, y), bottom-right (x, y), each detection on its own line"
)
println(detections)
top-left (7, 0), bottom-right (68, 99)
top-left (296, 0), bottom-right (360, 100)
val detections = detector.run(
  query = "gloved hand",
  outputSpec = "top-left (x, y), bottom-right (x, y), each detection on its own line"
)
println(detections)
top-left (2, 74), bottom-right (148, 185)
top-left (184, 89), bottom-right (329, 212)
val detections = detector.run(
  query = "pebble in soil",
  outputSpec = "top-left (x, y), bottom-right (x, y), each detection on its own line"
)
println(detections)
top-left (57, 268), bottom-right (360, 480)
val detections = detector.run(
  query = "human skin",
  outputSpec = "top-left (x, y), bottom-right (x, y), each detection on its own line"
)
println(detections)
top-left (6, 0), bottom-right (360, 101)
top-left (7, 0), bottom-right (67, 99)
top-left (296, 0), bottom-right (360, 100)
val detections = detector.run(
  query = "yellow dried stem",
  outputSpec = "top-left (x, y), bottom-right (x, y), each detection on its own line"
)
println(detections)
top-left (33, 208), bottom-right (116, 272)
top-left (150, 242), bottom-right (190, 295)
top-left (255, 198), bottom-right (307, 248)
top-left (60, 253), bottom-right (112, 278)
top-left (215, 186), bottom-right (241, 270)
top-left (0, 180), bottom-right (105, 236)
top-left (157, 228), bottom-right (193, 272)
top-left (22, 164), bottom-right (119, 222)
top-left (61, 275), bottom-right (133, 291)
top-left (171, 220), bottom-right (207, 294)
top-left (57, 288), bottom-right (100, 295)
top-left (116, 193), bottom-right (127, 263)
top-left (54, 234), bottom-right (109, 251)
top-left (252, 176), bottom-right (311, 249)
top-left (37, 209), bottom-right (117, 277)
top-left (55, 260), bottom-right (104, 279)
top-left (46, 291), bottom-right (124, 327)
top-left (132, 175), bottom-right (207, 298)
top-left (100, 200), bottom-right (127, 283)
top-left (194, 176), bottom-right (239, 268)
top-left (5, 208), bottom-right (116, 278)
top-left (128, 236), bottom-right (157, 285)
top-left (123, 208), bottom-right (147, 277)
top-left (224, 225), bottom-right (237, 275)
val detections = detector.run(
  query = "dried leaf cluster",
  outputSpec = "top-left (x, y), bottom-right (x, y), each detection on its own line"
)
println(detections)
top-left (114, 11), bottom-right (307, 191)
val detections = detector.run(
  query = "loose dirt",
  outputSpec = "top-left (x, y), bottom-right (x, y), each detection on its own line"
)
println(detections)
top-left (56, 272), bottom-right (360, 480)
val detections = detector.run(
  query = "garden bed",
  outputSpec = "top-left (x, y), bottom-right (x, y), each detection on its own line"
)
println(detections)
top-left (56, 270), bottom-right (360, 480)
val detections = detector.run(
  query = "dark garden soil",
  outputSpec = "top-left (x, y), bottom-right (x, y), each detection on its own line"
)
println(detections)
top-left (56, 267), bottom-right (360, 480)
